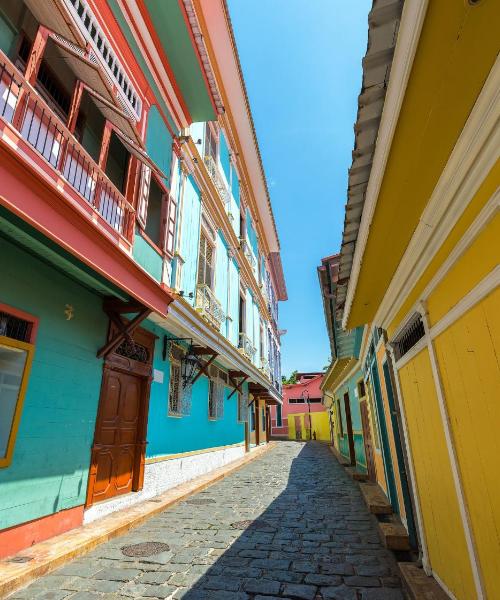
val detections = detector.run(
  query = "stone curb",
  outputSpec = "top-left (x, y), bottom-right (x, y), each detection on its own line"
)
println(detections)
top-left (0, 442), bottom-right (276, 599)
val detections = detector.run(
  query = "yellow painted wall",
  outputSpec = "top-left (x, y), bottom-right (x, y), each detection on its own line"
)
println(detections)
top-left (427, 213), bottom-right (500, 326)
top-left (433, 288), bottom-right (500, 599)
top-left (287, 412), bottom-right (330, 442)
top-left (388, 161), bottom-right (499, 338)
top-left (376, 344), bottom-right (406, 522)
top-left (398, 348), bottom-right (476, 599)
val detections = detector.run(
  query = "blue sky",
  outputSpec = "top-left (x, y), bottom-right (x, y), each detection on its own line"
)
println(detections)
top-left (228, 0), bottom-right (371, 377)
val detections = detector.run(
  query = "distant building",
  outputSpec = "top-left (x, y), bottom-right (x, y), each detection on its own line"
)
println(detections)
top-left (270, 373), bottom-right (329, 441)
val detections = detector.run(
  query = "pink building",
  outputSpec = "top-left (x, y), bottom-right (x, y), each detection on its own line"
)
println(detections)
top-left (270, 373), bottom-right (325, 439)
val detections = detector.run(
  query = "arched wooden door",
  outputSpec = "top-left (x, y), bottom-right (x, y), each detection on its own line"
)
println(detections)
top-left (86, 326), bottom-right (154, 507)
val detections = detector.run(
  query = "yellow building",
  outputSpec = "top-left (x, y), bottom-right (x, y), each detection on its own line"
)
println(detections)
top-left (335, 1), bottom-right (500, 598)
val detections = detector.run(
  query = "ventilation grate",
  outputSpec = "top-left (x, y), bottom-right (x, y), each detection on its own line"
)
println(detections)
top-left (393, 314), bottom-right (425, 361)
top-left (0, 312), bottom-right (31, 342)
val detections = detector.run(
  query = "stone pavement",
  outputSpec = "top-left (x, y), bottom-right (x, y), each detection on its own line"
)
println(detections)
top-left (8, 442), bottom-right (404, 600)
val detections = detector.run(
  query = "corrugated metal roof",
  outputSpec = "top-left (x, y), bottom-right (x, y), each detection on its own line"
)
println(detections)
top-left (336, 0), bottom-right (404, 314)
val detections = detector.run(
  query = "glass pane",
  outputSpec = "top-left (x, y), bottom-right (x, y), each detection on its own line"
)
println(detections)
top-left (0, 343), bottom-right (27, 458)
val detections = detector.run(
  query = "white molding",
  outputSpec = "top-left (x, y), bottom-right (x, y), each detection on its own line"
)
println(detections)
top-left (430, 266), bottom-right (499, 340)
top-left (342, 0), bottom-right (430, 329)
top-left (375, 55), bottom-right (500, 330)
top-left (421, 305), bottom-right (485, 599)
top-left (433, 572), bottom-right (459, 600)
top-left (390, 191), bottom-right (499, 338)
top-left (393, 332), bottom-right (427, 371)
top-left (388, 345), bottom-right (430, 574)
top-left (331, 360), bottom-right (362, 396)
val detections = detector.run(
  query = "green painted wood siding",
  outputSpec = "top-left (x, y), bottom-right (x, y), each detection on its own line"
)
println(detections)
top-left (178, 175), bottom-right (201, 304)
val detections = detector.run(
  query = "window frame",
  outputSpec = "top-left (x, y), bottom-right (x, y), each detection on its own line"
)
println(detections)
top-left (197, 229), bottom-right (216, 290)
top-left (167, 359), bottom-right (182, 417)
top-left (208, 378), bottom-right (217, 420)
top-left (276, 403), bottom-right (282, 427)
top-left (0, 304), bottom-right (37, 469)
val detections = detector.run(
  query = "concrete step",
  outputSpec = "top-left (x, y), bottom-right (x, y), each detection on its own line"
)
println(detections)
top-left (359, 482), bottom-right (393, 514)
top-left (378, 516), bottom-right (410, 551)
top-left (346, 466), bottom-right (369, 482)
top-left (399, 562), bottom-right (450, 599)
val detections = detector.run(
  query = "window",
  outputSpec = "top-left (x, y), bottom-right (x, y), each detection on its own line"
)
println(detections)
top-left (198, 231), bottom-right (215, 289)
top-left (310, 398), bottom-right (322, 404)
top-left (276, 404), bottom-right (282, 427)
top-left (262, 408), bottom-right (266, 431)
top-left (168, 361), bottom-right (181, 416)
top-left (208, 379), bottom-right (217, 419)
top-left (205, 122), bottom-right (218, 161)
top-left (357, 380), bottom-right (366, 398)
top-left (393, 313), bottom-right (425, 361)
top-left (250, 404), bottom-right (255, 431)
top-left (0, 308), bottom-right (36, 468)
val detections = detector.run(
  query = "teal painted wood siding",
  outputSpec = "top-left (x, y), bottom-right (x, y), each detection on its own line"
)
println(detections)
top-left (146, 105), bottom-right (173, 184)
top-left (246, 209), bottom-right (258, 256)
top-left (252, 300), bottom-right (260, 366)
top-left (0, 238), bottom-right (106, 530)
top-left (178, 175), bottom-right (201, 304)
top-left (219, 130), bottom-right (231, 182)
top-left (144, 322), bottom-right (244, 457)
top-left (133, 231), bottom-right (163, 282)
top-left (215, 232), bottom-right (229, 334)
top-left (228, 258), bottom-right (240, 346)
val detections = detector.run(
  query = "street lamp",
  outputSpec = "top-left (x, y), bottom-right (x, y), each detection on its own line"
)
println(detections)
top-left (301, 389), bottom-right (311, 440)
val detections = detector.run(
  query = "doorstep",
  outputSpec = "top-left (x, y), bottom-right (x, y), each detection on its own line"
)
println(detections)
top-left (399, 562), bottom-right (450, 599)
top-left (328, 443), bottom-right (351, 466)
top-left (359, 482), bottom-right (393, 515)
top-left (0, 442), bottom-right (275, 599)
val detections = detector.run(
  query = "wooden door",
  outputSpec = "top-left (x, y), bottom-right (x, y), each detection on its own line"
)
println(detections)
top-left (87, 368), bottom-right (143, 505)
top-left (360, 399), bottom-right (376, 481)
top-left (294, 415), bottom-right (302, 440)
top-left (86, 324), bottom-right (154, 507)
top-left (343, 392), bottom-right (356, 465)
top-left (265, 407), bottom-right (271, 443)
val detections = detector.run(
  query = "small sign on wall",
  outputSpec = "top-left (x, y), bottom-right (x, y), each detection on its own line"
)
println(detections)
top-left (153, 369), bottom-right (164, 384)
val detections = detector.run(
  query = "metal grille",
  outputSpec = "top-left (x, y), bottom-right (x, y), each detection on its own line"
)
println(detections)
top-left (238, 386), bottom-right (249, 422)
top-left (0, 312), bottom-right (31, 342)
top-left (168, 362), bottom-right (181, 415)
top-left (180, 379), bottom-right (192, 416)
top-left (215, 378), bottom-right (224, 419)
top-left (393, 314), bottom-right (426, 361)
top-left (115, 338), bottom-right (149, 363)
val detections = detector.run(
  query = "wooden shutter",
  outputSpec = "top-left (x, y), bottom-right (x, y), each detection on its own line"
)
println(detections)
top-left (164, 192), bottom-right (178, 256)
top-left (198, 232), bottom-right (214, 288)
top-left (137, 164), bottom-right (151, 228)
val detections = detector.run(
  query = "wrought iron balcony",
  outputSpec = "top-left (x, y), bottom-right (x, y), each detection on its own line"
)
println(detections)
top-left (240, 238), bottom-right (257, 273)
top-left (0, 53), bottom-right (134, 238)
top-left (195, 284), bottom-right (225, 329)
top-left (239, 332), bottom-right (256, 361)
top-left (204, 154), bottom-right (230, 205)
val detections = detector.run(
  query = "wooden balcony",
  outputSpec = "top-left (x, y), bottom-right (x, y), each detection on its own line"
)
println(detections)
top-left (0, 52), bottom-right (134, 240)
top-left (195, 284), bottom-right (225, 329)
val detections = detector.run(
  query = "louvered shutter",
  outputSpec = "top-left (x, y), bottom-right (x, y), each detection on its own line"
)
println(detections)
top-left (164, 192), bottom-right (178, 255)
top-left (137, 164), bottom-right (151, 228)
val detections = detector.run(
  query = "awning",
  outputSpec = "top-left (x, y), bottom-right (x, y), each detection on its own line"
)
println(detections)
top-left (85, 86), bottom-right (139, 143)
top-left (24, 0), bottom-right (86, 47)
top-left (114, 129), bottom-right (167, 181)
top-left (46, 35), bottom-right (116, 106)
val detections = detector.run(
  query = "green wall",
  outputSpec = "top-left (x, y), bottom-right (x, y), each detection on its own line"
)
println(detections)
top-left (0, 237), bottom-right (106, 530)
top-left (133, 230), bottom-right (163, 282)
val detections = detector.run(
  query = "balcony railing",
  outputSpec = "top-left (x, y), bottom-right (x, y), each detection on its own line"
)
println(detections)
top-left (239, 332), bottom-right (256, 361)
top-left (240, 238), bottom-right (257, 273)
top-left (204, 154), bottom-right (230, 205)
top-left (0, 53), bottom-right (134, 237)
top-left (195, 284), bottom-right (225, 329)
top-left (260, 357), bottom-right (271, 380)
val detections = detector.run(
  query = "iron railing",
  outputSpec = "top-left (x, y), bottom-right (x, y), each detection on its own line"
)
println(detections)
top-left (204, 154), bottom-right (230, 205)
top-left (239, 332), bottom-right (256, 361)
top-left (260, 357), bottom-right (271, 380)
top-left (195, 284), bottom-right (225, 329)
top-left (240, 238), bottom-right (257, 273)
top-left (0, 52), bottom-right (134, 237)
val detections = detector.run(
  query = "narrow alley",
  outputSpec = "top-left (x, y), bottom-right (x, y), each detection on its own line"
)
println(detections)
top-left (9, 443), bottom-right (403, 600)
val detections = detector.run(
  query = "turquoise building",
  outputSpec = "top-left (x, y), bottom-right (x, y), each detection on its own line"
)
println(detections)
top-left (0, 0), bottom-right (286, 556)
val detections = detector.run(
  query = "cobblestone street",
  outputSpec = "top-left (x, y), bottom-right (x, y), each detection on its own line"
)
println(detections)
top-left (10, 443), bottom-right (404, 600)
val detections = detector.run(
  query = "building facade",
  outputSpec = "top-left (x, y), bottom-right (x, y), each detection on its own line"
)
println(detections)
top-left (321, 1), bottom-right (500, 599)
top-left (270, 373), bottom-right (329, 441)
top-left (0, 0), bottom-right (286, 558)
